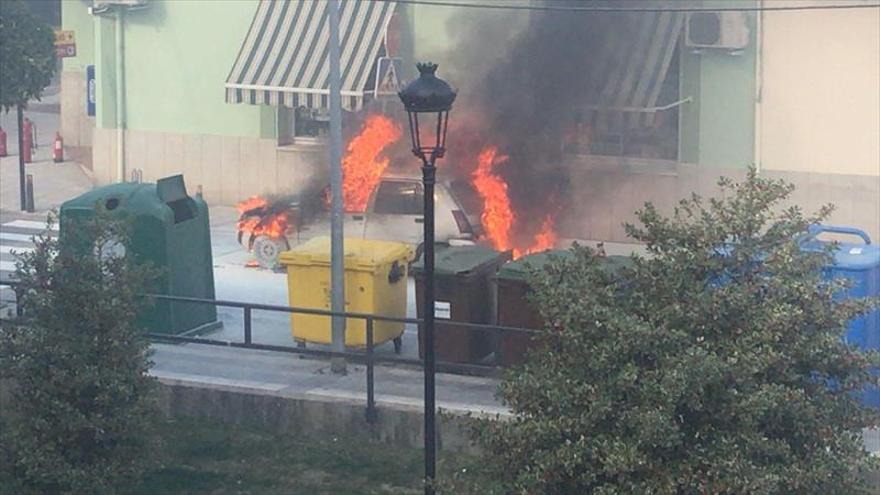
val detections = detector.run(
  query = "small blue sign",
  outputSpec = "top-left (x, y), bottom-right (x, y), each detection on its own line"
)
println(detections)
top-left (86, 65), bottom-right (95, 117)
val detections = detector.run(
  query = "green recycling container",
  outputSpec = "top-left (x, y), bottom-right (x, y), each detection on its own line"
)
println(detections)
top-left (59, 175), bottom-right (219, 335)
top-left (413, 244), bottom-right (512, 364)
top-left (494, 250), bottom-right (632, 366)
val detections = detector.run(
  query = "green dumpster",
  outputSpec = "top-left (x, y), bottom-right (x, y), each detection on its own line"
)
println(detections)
top-left (60, 175), bottom-right (220, 335)
top-left (494, 250), bottom-right (632, 366)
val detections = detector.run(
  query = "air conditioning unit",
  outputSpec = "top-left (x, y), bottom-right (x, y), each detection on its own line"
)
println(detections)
top-left (685, 12), bottom-right (749, 51)
top-left (90, 0), bottom-right (148, 15)
top-left (93, 0), bottom-right (148, 7)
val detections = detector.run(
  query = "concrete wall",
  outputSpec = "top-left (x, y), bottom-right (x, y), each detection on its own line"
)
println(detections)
top-left (157, 378), bottom-right (483, 454)
top-left (757, 2), bottom-right (880, 176)
top-left (1, 377), bottom-right (485, 454)
top-left (60, 71), bottom-right (95, 167)
top-left (560, 159), bottom-right (880, 243)
top-left (92, 127), bottom-right (327, 204)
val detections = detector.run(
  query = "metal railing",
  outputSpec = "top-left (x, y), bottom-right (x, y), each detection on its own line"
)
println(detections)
top-left (0, 281), bottom-right (545, 424)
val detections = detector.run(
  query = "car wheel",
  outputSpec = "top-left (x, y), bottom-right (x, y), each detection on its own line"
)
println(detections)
top-left (253, 235), bottom-right (286, 270)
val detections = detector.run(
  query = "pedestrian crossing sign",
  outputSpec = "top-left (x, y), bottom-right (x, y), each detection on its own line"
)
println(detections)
top-left (373, 57), bottom-right (403, 97)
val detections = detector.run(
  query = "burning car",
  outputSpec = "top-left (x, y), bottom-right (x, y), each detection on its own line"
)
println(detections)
top-left (236, 111), bottom-right (563, 269)
top-left (237, 174), bottom-right (481, 269)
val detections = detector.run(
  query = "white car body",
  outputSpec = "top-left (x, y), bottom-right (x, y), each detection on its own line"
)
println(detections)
top-left (250, 174), bottom-right (481, 268)
top-left (342, 173), bottom-right (480, 247)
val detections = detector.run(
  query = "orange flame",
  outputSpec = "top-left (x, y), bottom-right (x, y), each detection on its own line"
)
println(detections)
top-left (515, 215), bottom-right (557, 258)
top-left (343, 114), bottom-right (401, 212)
top-left (472, 146), bottom-right (515, 252)
top-left (236, 196), bottom-right (290, 241)
top-left (472, 146), bottom-right (558, 259)
top-left (236, 196), bottom-right (267, 213)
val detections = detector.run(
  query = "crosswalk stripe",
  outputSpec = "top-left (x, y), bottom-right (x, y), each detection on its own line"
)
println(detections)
top-left (2, 220), bottom-right (58, 232)
top-left (0, 261), bottom-right (17, 272)
top-left (1, 245), bottom-right (34, 255)
top-left (0, 232), bottom-right (38, 243)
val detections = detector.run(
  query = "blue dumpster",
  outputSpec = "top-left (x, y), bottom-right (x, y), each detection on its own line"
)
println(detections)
top-left (802, 225), bottom-right (880, 406)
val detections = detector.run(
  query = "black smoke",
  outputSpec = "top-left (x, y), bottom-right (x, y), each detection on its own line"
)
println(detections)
top-left (442, 0), bottom-right (645, 242)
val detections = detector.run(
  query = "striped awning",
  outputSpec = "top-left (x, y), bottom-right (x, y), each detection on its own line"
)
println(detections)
top-left (587, 11), bottom-right (686, 128)
top-left (225, 0), bottom-right (396, 111)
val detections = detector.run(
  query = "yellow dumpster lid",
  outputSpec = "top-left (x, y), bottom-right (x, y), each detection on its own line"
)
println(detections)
top-left (279, 237), bottom-right (414, 271)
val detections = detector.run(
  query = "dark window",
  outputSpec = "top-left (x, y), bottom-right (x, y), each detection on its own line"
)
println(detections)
top-left (294, 107), bottom-right (329, 139)
top-left (373, 181), bottom-right (423, 215)
top-left (566, 40), bottom-right (682, 161)
top-left (278, 106), bottom-right (329, 145)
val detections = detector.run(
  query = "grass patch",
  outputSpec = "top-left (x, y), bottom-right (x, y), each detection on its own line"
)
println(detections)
top-left (125, 417), bottom-right (426, 495)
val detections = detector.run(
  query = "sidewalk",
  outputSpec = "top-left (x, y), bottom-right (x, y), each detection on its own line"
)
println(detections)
top-left (1, 86), bottom-right (94, 215)
top-left (0, 153), bottom-right (95, 214)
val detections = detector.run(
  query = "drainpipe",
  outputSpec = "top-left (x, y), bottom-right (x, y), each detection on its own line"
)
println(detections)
top-left (115, 8), bottom-right (126, 183)
top-left (754, 0), bottom-right (764, 174)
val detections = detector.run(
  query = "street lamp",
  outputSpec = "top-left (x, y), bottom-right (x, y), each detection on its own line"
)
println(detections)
top-left (398, 62), bottom-right (455, 495)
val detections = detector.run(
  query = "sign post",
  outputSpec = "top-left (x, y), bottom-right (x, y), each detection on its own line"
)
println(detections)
top-left (54, 30), bottom-right (76, 58)
top-left (373, 56), bottom-right (403, 98)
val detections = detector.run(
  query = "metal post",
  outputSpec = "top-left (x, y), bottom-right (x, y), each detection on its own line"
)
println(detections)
top-left (421, 154), bottom-right (437, 495)
top-left (17, 105), bottom-right (26, 211)
top-left (244, 306), bottom-right (252, 345)
top-left (115, 7), bottom-right (126, 183)
top-left (14, 287), bottom-right (23, 317)
top-left (328, 0), bottom-right (346, 374)
top-left (366, 317), bottom-right (377, 423)
top-left (25, 175), bottom-right (35, 213)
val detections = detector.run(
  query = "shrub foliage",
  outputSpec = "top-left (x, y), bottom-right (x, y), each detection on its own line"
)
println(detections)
top-left (0, 213), bottom-right (159, 493)
top-left (465, 169), bottom-right (879, 494)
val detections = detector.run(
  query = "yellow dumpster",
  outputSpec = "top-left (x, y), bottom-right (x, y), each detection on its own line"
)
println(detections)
top-left (278, 237), bottom-right (413, 349)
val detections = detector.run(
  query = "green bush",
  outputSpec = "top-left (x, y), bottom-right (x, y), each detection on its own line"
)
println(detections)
top-left (463, 169), bottom-right (879, 494)
top-left (0, 213), bottom-right (159, 494)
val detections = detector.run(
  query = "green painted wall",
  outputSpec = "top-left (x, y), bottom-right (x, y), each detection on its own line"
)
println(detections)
top-left (679, 43), bottom-right (757, 168)
top-left (122, 0), bottom-right (267, 137)
top-left (61, 0), bottom-right (95, 72)
top-left (95, 14), bottom-right (117, 129)
top-left (679, 48), bottom-right (701, 164)
top-left (89, 0), bottom-right (269, 137)
top-left (679, 3), bottom-right (757, 168)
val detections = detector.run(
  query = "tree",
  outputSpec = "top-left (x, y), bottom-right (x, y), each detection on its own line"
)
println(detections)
top-left (0, 212), bottom-right (160, 494)
top-left (0, 0), bottom-right (56, 211)
top-left (460, 169), bottom-right (879, 494)
top-left (0, 0), bottom-right (55, 113)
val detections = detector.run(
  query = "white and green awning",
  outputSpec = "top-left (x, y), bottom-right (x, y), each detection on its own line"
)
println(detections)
top-left (225, 0), bottom-right (396, 111)
top-left (587, 11), bottom-right (686, 128)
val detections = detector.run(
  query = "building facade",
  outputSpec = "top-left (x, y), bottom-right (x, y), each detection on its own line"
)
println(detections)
top-left (60, 0), bottom-right (879, 240)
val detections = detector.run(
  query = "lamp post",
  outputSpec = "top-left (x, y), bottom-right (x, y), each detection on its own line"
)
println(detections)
top-left (398, 62), bottom-right (456, 495)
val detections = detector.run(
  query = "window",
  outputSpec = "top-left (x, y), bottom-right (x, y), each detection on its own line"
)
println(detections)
top-left (373, 181), bottom-right (423, 215)
top-left (277, 106), bottom-right (329, 146)
top-left (564, 38), bottom-right (682, 161)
